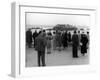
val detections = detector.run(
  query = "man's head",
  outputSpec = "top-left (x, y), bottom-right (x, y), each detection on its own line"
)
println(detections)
top-left (74, 30), bottom-right (77, 34)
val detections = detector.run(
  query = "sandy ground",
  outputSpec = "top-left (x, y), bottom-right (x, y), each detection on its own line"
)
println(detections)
top-left (25, 47), bottom-right (89, 67)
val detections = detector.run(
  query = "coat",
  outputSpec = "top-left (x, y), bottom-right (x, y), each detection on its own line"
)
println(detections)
top-left (62, 32), bottom-right (68, 47)
top-left (26, 30), bottom-right (32, 44)
top-left (56, 33), bottom-right (62, 47)
top-left (81, 35), bottom-right (88, 53)
top-left (72, 34), bottom-right (79, 47)
top-left (72, 34), bottom-right (79, 57)
top-left (35, 35), bottom-right (47, 52)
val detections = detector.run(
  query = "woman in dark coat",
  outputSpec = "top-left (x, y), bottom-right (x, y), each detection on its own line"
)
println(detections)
top-left (62, 31), bottom-right (68, 48)
top-left (72, 31), bottom-right (79, 58)
top-left (81, 34), bottom-right (88, 56)
top-left (26, 29), bottom-right (32, 48)
top-left (68, 32), bottom-right (71, 42)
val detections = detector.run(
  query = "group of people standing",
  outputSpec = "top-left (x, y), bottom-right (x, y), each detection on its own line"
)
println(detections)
top-left (26, 29), bottom-right (39, 48)
top-left (26, 29), bottom-right (89, 67)
top-left (72, 31), bottom-right (89, 58)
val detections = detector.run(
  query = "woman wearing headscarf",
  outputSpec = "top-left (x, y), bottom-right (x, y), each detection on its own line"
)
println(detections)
top-left (80, 32), bottom-right (88, 56)
top-left (46, 31), bottom-right (53, 54)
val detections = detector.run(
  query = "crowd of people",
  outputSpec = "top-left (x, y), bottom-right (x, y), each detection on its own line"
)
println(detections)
top-left (26, 29), bottom-right (89, 67)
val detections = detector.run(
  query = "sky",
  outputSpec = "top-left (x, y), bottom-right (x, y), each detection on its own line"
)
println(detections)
top-left (26, 13), bottom-right (90, 27)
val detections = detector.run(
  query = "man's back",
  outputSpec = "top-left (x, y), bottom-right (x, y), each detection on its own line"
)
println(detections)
top-left (72, 34), bottom-right (79, 46)
top-left (35, 35), bottom-right (46, 51)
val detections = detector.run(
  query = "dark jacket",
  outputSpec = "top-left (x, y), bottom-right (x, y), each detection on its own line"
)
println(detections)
top-left (72, 34), bottom-right (79, 47)
top-left (26, 30), bottom-right (32, 43)
top-left (35, 35), bottom-right (47, 52)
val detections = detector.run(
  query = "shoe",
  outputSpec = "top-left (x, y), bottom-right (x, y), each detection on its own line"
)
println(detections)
top-left (42, 64), bottom-right (46, 66)
top-left (73, 56), bottom-right (78, 58)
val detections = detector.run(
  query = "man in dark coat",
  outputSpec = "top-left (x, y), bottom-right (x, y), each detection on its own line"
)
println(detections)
top-left (32, 30), bottom-right (38, 47)
top-left (81, 33), bottom-right (88, 56)
top-left (72, 31), bottom-right (79, 58)
top-left (35, 31), bottom-right (47, 66)
top-left (26, 29), bottom-right (32, 48)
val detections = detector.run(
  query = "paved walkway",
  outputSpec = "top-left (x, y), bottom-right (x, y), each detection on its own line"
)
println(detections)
top-left (25, 47), bottom-right (89, 67)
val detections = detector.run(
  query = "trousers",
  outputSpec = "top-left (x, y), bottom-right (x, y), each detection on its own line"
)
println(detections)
top-left (37, 51), bottom-right (46, 66)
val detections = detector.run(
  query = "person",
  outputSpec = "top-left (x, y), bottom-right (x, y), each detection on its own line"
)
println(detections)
top-left (52, 32), bottom-right (56, 50)
top-left (68, 32), bottom-right (71, 42)
top-left (35, 31), bottom-right (47, 66)
top-left (26, 29), bottom-right (32, 48)
top-left (42, 29), bottom-right (46, 36)
top-left (62, 31), bottom-right (68, 48)
top-left (78, 30), bottom-right (81, 50)
top-left (80, 32), bottom-right (88, 56)
top-left (56, 31), bottom-right (62, 51)
top-left (87, 32), bottom-right (89, 40)
top-left (87, 32), bottom-right (89, 49)
top-left (32, 30), bottom-right (38, 47)
top-left (61, 31), bottom-right (65, 49)
top-left (72, 31), bottom-right (79, 58)
top-left (67, 31), bottom-right (72, 47)
top-left (46, 32), bottom-right (53, 54)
